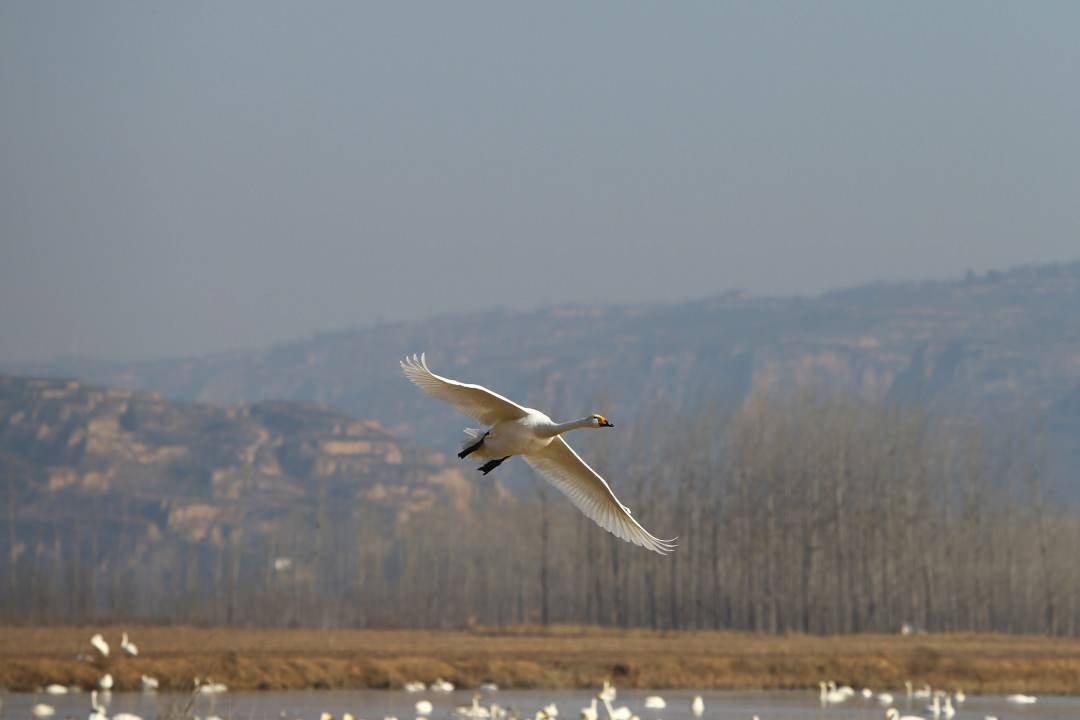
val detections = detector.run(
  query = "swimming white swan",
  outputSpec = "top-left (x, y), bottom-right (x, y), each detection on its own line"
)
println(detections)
top-left (886, 709), bottom-right (924, 720)
top-left (454, 696), bottom-right (491, 719)
top-left (404, 682), bottom-right (426, 693)
top-left (400, 354), bottom-right (676, 554)
top-left (140, 675), bottom-right (159, 691)
top-left (690, 696), bottom-right (704, 717)
top-left (32, 704), bottom-right (56, 718)
top-left (599, 682), bottom-right (616, 702)
top-left (1006, 694), bottom-right (1037, 704)
top-left (89, 691), bottom-right (108, 720)
top-left (600, 698), bottom-right (631, 720)
top-left (45, 685), bottom-right (68, 695)
top-left (416, 701), bottom-right (433, 716)
top-left (113, 713), bottom-right (143, 720)
top-left (877, 692), bottom-right (894, 705)
top-left (643, 697), bottom-right (666, 710)
top-left (941, 697), bottom-right (956, 719)
top-left (121, 632), bottom-right (138, 657)
top-left (90, 633), bottom-right (110, 658)
top-left (98, 674), bottom-right (114, 691)
top-left (819, 681), bottom-right (848, 705)
top-left (431, 678), bottom-right (455, 693)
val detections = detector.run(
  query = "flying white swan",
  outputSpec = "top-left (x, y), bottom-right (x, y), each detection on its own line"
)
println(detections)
top-left (400, 354), bottom-right (676, 554)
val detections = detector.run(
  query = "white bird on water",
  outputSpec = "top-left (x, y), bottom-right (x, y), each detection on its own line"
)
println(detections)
top-left (886, 709), bottom-right (924, 720)
top-left (32, 704), bottom-right (55, 718)
top-left (1006, 694), bottom-right (1037, 704)
top-left (415, 701), bottom-right (433, 716)
top-left (643, 697), bottom-right (666, 710)
top-left (690, 696), bottom-right (704, 717)
top-left (400, 354), bottom-right (676, 554)
top-left (600, 697), bottom-right (631, 720)
top-left (580, 698), bottom-right (599, 720)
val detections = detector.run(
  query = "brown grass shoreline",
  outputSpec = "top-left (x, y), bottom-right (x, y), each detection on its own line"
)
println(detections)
top-left (2, 625), bottom-right (1079, 695)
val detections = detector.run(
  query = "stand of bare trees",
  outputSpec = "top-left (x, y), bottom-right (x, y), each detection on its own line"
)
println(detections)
top-left (2, 394), bottom-right (1078, 634)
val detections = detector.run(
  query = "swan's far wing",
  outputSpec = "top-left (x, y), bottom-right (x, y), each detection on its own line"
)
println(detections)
top-left (524, 437), bottom-right (677, 555)
top-left (400, 353), bottom-right (529, 425)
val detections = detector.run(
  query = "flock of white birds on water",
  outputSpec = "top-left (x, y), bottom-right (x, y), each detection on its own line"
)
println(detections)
top-left (813, 679), bottom-right (1040, 720)
top-left (25, 641), bottom-right (1049, 720)
top-left (28, 631), bottom-right (225, 720)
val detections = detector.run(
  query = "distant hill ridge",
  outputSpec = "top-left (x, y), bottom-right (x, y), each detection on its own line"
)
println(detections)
top-left (0, 375), bottom-right (478, 542)
top-left (10, 260), bottom-right (1080, 495)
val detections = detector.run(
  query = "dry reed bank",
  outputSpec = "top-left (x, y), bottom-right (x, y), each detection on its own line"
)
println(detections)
top-left (2, 625), bottom-right (1079, 694)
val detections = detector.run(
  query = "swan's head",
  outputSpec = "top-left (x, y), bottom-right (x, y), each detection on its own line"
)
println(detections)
top-left (591, 414), bottom-right (614, 428)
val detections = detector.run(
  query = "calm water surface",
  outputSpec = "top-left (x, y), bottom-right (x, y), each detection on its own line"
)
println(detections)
top-left (2, 689), bottom-right (1076, 720)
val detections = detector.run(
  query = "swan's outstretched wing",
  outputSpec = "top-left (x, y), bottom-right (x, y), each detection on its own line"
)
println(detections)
top-left (524, 437), bottom-right (677, 555)
top-left (400, 353), bottom-right (529, 425)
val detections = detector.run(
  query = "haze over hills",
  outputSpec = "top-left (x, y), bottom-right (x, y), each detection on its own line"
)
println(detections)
top-left (12, 261), bottom-right (1080, 496)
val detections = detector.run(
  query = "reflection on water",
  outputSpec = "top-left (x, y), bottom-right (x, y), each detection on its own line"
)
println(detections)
top-left (2, 688), bottom-right (1077, 720)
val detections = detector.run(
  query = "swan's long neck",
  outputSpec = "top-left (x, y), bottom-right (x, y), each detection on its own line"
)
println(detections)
top-left (539, 417), bottom-right (594, 438)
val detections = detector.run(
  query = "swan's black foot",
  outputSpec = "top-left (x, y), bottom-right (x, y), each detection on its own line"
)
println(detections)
top-left (478, 456), bottom-right (510, 475)
top-left (458, 431), bottom-right (489, 459)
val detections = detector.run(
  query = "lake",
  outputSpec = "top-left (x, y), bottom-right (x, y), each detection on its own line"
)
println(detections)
top-left (3, 688), bottom-right (1076, 720)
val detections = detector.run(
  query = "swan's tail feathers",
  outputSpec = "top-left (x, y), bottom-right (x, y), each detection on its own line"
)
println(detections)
top-left (458, 428), bottom-right (488, 459)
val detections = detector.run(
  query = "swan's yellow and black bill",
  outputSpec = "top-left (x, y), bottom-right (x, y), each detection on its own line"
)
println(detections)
top-left (596, 415), bottom-right (614, 428)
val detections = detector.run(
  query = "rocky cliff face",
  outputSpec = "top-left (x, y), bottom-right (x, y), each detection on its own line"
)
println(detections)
top-left (0, 375), bottom-right (479, 547)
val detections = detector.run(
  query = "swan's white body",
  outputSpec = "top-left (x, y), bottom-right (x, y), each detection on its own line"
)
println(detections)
top-left (599, 682), bottom-right (616, 702)
top-left (415, 701), bottom-right (433, 716)
top-left (121, 632), bottom-right (138, 657)
top-left (45, 685), bottom-right (68, 695)
top-left (643, 697), bottom-right (665, 710)
top-left (400, 354), bottom-right (675, 554)
top-left (455, 697), bottom-right (491, 719)
top-left (877, 692), bottom-right (894, 705)
top-left (690, 696), bottom-right (704, 717)
top-left (431, 679), bottom-right (455, 693)
top-left (819, 682), bottom-right (848, 705)
top-left (886, 710), bottom-right (924, 720)
top-left (32, 704), bottom-right (56, 718)
top-left (580, 698), bottom-right (599, 720)
top-left (600, 698), bottom-right (631, 720)
top-left (1006, 694), bottom-right (1037, 704)
top-left (404, 682), bottom-right (426, 693)
top-left (140, 675), bottom-right (159, 691)
top-left (90, 633), bottom-right (109, 658)
top-left (98, 674), bottom-right (114, 691)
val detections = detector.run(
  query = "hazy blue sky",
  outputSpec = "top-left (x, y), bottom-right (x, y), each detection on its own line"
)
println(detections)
top-left (2, 2), bottom-right (1079, 363)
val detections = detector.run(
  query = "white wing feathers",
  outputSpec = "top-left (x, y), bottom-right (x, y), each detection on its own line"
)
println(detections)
top-left (400, 353), bottom-right (529, 425)
top-left (525, 437), bottom-right (677, 555)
